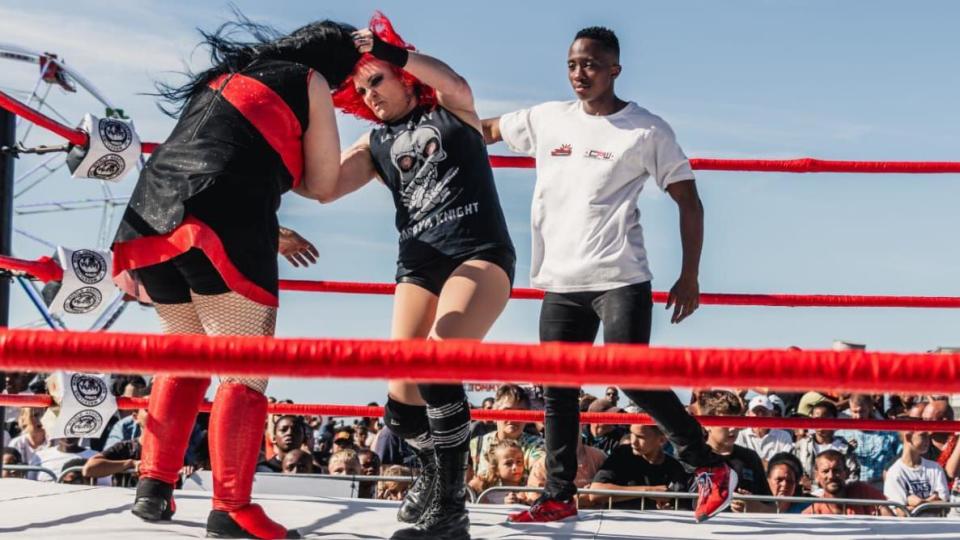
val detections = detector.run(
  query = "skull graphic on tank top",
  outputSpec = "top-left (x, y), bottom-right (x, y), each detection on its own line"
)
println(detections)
top-left (389, 123), bottom-right (459, 220)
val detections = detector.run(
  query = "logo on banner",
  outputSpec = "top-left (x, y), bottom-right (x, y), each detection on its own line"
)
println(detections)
top-left (64, 287), bottom-right (103, 314)
top-left (64, 410), bottom-right (104, 436)
top-left (71, 250), bottom-right (107, 284)
top-left (98, 119), bottom-right (134, 152)
top-left (88, 155), bottom-right (125, 180)
top-left (70, 373), bottom-right (108, 407)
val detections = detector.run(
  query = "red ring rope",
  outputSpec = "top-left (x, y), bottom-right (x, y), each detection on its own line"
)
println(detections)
top-left (1, 328), bottom-right (959, 394)
top-left (0, 395), bottom-right (953, 433)
top-left (2, 253), bottom-right (955, 310)
top-left (278, 279), bottom-right (960, 309)
top-left (2, 90), bottom-right (960, 174)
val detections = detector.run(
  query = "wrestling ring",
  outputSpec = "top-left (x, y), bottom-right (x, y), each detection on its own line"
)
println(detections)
top-left (2, 44), bottom-right (960, 539)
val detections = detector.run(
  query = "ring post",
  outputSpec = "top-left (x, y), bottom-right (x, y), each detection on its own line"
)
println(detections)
top-left (0, 110), bottom-right (16, 478)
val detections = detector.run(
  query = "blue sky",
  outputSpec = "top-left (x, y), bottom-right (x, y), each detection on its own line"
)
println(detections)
top-left (2, 1), bottom-right (960, 406)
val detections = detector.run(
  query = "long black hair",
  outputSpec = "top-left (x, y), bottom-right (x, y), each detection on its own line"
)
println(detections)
top-left (155, 11), bottom-right (359, 117)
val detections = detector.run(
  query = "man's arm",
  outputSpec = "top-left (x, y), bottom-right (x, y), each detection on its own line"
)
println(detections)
top-left (82, 453), bottom-right (136, 478)
top-left (587, 482), bottom-right (668, 505)
top-left (944, 436), bottom-right (960, 479)
top-left (481, 117), bottom-right (503, 145)
top-left (664, 180), bottom-right (704, 324)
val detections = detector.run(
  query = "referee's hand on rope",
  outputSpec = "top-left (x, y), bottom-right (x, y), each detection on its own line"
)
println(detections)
top-left (666, 272), bottom-right (700, 324)
top-left (278, 226), bottom-right (319, 268)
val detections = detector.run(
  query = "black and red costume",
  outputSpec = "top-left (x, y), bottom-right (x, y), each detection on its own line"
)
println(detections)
top-left (115, 58), bottom-right (316, 540)
top-left (113, 59), bottom-right (313, 307)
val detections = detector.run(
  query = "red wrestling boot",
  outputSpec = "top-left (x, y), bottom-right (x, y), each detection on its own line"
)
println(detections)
top-left (132, 375), bottom-right (209, 522)
top-left (205, 382), bottom-right (299, 539)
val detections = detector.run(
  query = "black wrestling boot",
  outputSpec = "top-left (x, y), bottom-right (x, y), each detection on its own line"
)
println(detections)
top-left (391, 449), bottom-right (470, 540)
top-left (397, 446), bottom-right (439, 523)
top-left (131, 477), bottom-right (175, 521)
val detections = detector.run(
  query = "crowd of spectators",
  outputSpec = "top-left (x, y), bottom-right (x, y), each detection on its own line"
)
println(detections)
top-left (3, 348), bottom-right (960, 518)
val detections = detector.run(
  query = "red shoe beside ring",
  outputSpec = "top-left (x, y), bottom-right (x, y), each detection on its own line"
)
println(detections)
top-left (693, 463), bottom-right (738, 523)
top-left (507, 496), bottom-right (578, 523)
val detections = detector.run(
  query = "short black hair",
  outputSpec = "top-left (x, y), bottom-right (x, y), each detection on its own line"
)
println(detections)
top-left (767, 452), bottom-right (803, 481)
top-left (574, 26), bottom-right (620, 57)
top-left (273, 414), bottom-right (306, 435)
top-left (3, 447), bottom-right (23, 464)
top-left (810, 400), bottom-right (838, 418)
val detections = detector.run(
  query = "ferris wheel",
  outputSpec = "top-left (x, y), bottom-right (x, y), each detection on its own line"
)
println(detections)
top-left (0, 42), bottom-right (141, 331)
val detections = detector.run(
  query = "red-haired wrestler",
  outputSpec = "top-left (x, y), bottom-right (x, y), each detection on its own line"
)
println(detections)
top-left (322, 12), bottom-right (516, 539)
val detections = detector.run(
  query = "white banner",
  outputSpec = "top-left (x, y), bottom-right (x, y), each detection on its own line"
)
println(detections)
top-left (45, 372), bottom-right (117, 440)
top-left (69, 113), bottom-right (140, 182)
top-left (47, 246), bottom-right (115, 321)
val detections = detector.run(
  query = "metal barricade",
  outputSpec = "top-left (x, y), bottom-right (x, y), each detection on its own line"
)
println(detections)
top-left (2, 464), bottom-right (57, 481)
top-left (909, 501), bottom-right (960, 517)
top-left (57, 465), bottom-right (141, 485)
top-left (255, 473), bottom-right (476, 503)
top-left (256, 472), bottom-right (415, 484)
top-left (476, 486), bottom-right (911, 515)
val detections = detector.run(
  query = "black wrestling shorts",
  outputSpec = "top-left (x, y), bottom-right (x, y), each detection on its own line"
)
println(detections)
top-left (133, 248), bottom-right (230, 304)
top-left (397, 246), bottom-right (516, 296)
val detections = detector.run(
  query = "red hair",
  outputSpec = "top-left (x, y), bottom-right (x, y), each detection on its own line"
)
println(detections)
top-left (332, 12), bottom-right (437, 123)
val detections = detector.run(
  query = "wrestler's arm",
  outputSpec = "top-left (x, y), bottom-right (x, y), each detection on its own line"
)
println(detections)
top-left (296, 73), bottom-right (342, 200)
top-left (481, 117), bottom-right (503, 145)
top-left (314, 132), bottom-right (379, 203)
top-left (664, 180), bottom-right (704, 324)
top-left (353, 28), bottom-right (480, 132)
top-left (278, 226), bottom-right (319, 267)
top-left (402, 52), bottom-right (481, 132)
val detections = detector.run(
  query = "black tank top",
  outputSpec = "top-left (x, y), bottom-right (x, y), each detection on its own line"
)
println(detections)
top-left (369, 106), bottom-right (514, 268)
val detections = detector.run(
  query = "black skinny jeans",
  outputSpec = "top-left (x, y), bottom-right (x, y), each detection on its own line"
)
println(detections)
top-left (539, 282), bottom-right (722, 501)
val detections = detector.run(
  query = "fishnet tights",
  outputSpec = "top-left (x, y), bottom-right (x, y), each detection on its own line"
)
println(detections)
top-left (154, 292), bottom-right (276, 393)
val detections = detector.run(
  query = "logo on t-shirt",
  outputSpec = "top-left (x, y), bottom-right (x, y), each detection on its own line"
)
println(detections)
top-left (584, 149), bottom-right (614, 160)
top-left (550, 144), bottom-right (572, 157)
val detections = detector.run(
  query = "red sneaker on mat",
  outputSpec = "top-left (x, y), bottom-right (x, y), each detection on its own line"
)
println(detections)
top-left (693, 464), bottom-right (738, 523)
top-left (507, 496), bottom-right (577, 523)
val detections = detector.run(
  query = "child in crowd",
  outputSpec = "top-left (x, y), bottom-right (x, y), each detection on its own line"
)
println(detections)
top-left (469, 440), bottom-right (529, 504)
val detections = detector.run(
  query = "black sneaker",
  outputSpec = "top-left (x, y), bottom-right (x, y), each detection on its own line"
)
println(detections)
top-left (131, 478), bottom-right (175, 522)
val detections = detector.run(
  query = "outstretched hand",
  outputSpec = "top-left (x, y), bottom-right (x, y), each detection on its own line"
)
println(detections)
top-left (278, 227), bottom-right (319, 268)
top-left (665, 273), bottom-right (700, 324)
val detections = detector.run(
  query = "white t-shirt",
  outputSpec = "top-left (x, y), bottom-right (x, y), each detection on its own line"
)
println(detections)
top-left (29, 445), bottom-right (109, 485)
top-left (8, 433), bottom-right (49, 466)
top-left (883, 458), bottom-right (949, 504)
top-left (499, 101), bottom-right (695, 292)
top-left (735, 428), bottom-right (795, 462)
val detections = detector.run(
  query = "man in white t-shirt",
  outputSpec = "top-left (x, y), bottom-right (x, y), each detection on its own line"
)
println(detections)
top-left (883, 415), bottom-right (950, 516)
top-left (482, 26), bottom-right (734, 524)
top-left (736, 396), bottom-right (795, 463)
top-left (29, 437), bottom-right (109, 485)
